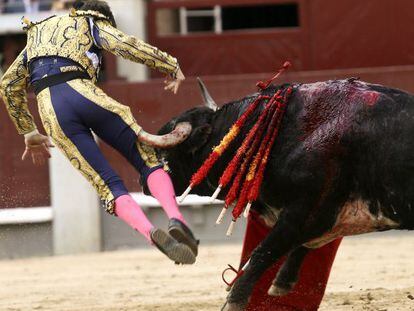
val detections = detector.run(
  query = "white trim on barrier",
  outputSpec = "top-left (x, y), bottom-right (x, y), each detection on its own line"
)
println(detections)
top-left (131, 192), bottom-right (223, 207)
top-left (0, 207), bottom-right (52, 225)
top-left (0, 193), bottom-right (222, 225)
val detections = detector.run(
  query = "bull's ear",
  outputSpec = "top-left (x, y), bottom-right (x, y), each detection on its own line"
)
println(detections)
top-left (183, 124), bottom-right (212, 154)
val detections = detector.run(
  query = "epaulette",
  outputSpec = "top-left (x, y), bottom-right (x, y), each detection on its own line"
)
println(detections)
top-left (70, 9), bottom-right (110, 21)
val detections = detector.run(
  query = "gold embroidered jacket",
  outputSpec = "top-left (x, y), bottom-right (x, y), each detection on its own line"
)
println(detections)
top-left (0, 9), bottom-right (179, 135)
top-left (0, 48), bottom-right (35, 134)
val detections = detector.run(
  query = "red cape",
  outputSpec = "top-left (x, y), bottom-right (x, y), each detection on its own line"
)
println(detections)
top-left (239, 211), bottom-right (341, 311)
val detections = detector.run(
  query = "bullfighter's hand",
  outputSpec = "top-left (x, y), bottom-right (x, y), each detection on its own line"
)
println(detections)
top-left (164, 67), bottom-right (185, 94)
top-left (22, 130), bottom-right (55, 166)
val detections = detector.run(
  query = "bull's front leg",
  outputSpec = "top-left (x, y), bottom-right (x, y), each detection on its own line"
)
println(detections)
top-left (268, 246), bottom-right (310, 296)
top-left (222, 206), bottom-right (309, 311)
top-left (267, 189), bottom-right (348, 298)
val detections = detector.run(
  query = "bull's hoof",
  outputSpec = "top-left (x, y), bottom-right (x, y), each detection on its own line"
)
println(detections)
top-left (267, 284), bottom-right (292, 297)
top-left (221, 301), bottom-right (247, 311)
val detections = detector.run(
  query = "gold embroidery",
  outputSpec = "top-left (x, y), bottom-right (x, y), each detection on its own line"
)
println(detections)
top-left (95, 20), bottom-right (179, 77)
top-left (37, 88), bottom-right (116, 214)
top-left (136, 142), bottom-right (161, 168)
top-left (25, 14), bottom-right (98, 80)
top-left (0, 48), bottom-right (37, 135)
top-left (3, 7), bottom-right (179, 139)
top-left (67, 79), bottom-right (142, 134)
top-left (70, 9), bottom-right (110, 21)
top-left (60, 66), bottom-right (82, 73)
top-left (67, 79), bottom-right (161, 168)
top-left (24, 9), bottom-right (179, 82)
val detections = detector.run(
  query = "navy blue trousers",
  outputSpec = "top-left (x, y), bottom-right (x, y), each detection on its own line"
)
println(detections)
top-left (37, 79), bottom-right (162, 213)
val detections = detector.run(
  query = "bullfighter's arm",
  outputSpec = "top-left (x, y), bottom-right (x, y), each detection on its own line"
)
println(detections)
top-left (94, 20), bottom-right (180, 78)
top-left (0, 48), bottom-right (37, 135)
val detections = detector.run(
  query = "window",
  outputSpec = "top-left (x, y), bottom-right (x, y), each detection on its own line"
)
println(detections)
top-left (181, 6), bottom-right (221, 34)
top-left (222, 4), bottom-right (299, 31)
top-left (185, 8), bottom-right (215, 33)
top-left (155, 2), bottom-right (299, 36)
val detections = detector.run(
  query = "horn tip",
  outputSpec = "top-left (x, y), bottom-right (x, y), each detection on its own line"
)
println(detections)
top-left (196, 77), bottom-right (205, 88)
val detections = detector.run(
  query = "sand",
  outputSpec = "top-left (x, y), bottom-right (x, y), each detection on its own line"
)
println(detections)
top-left (1, 232), bottom-right (414, 311)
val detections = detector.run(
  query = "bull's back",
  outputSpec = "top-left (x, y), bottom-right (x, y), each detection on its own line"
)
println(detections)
top-left (345, 82), bottom-right (414, 178)
top-left (294, 79), bottom-right (414, 158)
top-left (263, 80), bottom-right (414, 239)
top-left (296, 79), bottom-right (414, 228)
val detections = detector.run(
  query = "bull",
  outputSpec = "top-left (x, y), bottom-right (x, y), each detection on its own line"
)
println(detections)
top-left (155, 78), bottom-right (414, 310)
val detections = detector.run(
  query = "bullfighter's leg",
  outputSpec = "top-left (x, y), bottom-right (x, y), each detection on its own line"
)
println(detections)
top-left (147, 169), bottom-right (200, 256)
top-left (37, 86), bottom-right (129, 215)
top-left (66, 79), bottom-right (199, 257)
top-left (37, 84), bottom-right (195, 264)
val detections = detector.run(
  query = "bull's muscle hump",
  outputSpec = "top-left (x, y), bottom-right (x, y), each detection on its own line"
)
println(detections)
top-left (304, 200), bottom-right (399, 248)
top-left (297, 80), bottom-right (381, 153)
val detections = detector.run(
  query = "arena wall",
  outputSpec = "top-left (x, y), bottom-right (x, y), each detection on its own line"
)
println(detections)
top-left (147, 0), bottom-right (414, 77)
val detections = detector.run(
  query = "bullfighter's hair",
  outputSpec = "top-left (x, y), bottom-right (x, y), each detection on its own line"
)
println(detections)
top-left (73, 0), bottom-right (117, 27)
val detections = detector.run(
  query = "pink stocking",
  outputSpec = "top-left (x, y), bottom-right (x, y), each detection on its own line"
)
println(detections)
top-left (115, 194), bottom-right (154, 242)
top-left (147, 169), bottom-right (187, 224)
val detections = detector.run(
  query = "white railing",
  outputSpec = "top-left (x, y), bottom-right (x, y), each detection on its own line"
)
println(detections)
top-left (0, 206), bottom-right (52, 225)
top-left (0, 193), bottom-right (222, 225)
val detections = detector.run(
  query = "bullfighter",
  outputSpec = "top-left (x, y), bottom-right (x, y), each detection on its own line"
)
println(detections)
top-left (0, 0), bottom-right (198, 265)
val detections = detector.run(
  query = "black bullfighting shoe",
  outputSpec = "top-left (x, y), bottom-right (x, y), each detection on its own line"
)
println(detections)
top-left (150, 228), bottom-right (196, 265)
top-left (168, 218), bottom-right (199, 257)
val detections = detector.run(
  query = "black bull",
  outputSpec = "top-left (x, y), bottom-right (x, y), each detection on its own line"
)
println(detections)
top-left (156, 78), bottom-right (414, 310)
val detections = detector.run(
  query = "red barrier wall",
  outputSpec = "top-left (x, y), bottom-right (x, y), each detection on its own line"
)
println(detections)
top-left (0, 96), bottom-right (50, 209)
top-left (1, 65), bottom-right (414, 208)
top-left (148, 0), bottom-right (414, 77)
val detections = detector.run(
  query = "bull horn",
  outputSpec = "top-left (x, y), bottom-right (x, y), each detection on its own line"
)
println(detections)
top-left (197, 77), bottom-right (218, 111)
top-left (137, 122), bottom-right (192, 149)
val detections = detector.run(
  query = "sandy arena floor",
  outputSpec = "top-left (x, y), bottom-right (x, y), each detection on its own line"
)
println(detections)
top-left (1, 233), bottom-right (414, 311)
